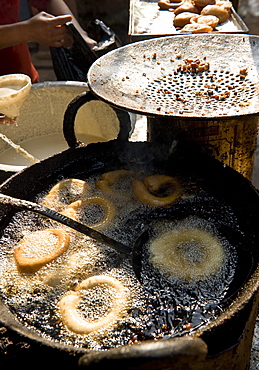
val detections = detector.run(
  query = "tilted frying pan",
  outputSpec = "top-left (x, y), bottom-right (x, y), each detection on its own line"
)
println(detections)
top-left (0, 92), bottom-right (258, 369)
top-left (88, 33), bottom-right (259, 119)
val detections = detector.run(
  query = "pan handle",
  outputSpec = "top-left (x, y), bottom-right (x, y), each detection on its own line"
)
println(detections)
top-left (0, 193), bottom-right (132, 255)
top-left (63, 90), bottom-right (132, 148)
top-left (78, 336), bottom-right (208, 369)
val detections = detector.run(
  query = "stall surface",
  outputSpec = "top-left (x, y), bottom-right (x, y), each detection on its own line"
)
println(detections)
top-left (128, 0), bottom-right (248, 42)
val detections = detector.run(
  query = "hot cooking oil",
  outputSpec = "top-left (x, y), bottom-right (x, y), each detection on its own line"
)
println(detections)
top-left (0, 170), bottom-right (243, 350)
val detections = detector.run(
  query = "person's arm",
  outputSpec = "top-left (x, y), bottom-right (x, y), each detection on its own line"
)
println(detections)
top-left (32, 0), bottom-right (97, 48)
top-left (0, 12), bottom-right (72, 50)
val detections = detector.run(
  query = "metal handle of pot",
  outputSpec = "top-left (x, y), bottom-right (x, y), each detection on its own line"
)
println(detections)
top-left (78, 336), bottom-right (208, 369)
top-left (63, 90), bottom-right (132, 148)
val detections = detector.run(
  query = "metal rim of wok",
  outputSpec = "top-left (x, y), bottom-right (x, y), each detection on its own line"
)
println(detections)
top-left (87, 33), bottom-right (259, 119)
top-left (0, 94), bottom-right (258, 360)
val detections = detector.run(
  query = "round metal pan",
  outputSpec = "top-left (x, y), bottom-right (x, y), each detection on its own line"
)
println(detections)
top-left (88, 33), bottom-right (259, 118)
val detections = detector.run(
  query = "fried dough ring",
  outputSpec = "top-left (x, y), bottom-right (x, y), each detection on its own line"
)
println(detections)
top-left (216, 1), bottom-right (232, 9)
top-left (190, 14), bottom-right (219, 28)
top-left (62, 196), bottom-right (115, 230)
top-left (179, 22), bottom-right (213, 32)
top-left (133, 175), bottom-right (181, 207)
top-left (174, 2), bottom-right (199, 15)
top-left (58, 275), bottom-right (128, 334)
top-left (158, 0), bottom-right (183, 11)
top-left (14, 229), bottom-right (70, 273)
top-left (96, 169), bottom-right (133, 194)
top-left (42, 178), bottom-right (90, 211)
top-left (200, 4), bottom-right (231, 23)
top-left (193, 0), bottom-right (216, 8)
top-left (150, 228), bottom-right (225, 281)
top-left (174, 12), bottom-right (198, 27)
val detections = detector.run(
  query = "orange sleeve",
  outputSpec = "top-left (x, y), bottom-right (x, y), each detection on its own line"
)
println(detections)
top-left (0, 43), bottom-right (39, 83)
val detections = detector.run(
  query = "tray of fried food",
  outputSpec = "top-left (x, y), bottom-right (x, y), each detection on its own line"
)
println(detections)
top-left (157, 0), bottom-right (248, 34)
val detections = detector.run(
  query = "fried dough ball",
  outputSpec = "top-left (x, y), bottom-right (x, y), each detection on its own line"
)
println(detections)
top-left (200, 4), bottom-right (231, 23)
top-left (190, 14), bottom-right (219, 28)
top-left (193, 0), bottom-right (216, 8)
top-left (216, 0), bottom-right (232, 9)
top-left (174, 12), bottom-right (198, 27)
top-left (174, 1), bottom-right (199, 15)
top-left (179, 22), bottom-right (213, 32)
top-left (158, 0), bottom-right (183, 10)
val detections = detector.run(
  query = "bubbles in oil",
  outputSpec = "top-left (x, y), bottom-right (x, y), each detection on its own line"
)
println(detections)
top-left (138, 216), bottom-right (238, 337)
top-left (0, 170), bottom-right (245, 350)
top-left (149, 218), bottom-right (227, 281)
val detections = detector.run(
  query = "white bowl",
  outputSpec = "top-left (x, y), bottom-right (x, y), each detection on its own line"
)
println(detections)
top-left (0, 74), bottom-right (32, 119)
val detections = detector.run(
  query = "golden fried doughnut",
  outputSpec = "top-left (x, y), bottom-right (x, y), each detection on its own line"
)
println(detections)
top-left (58, 275), bottom-right (128, 334)
top-left (190, 14), bottom-right (219, 28)
top-left (200, 4), bottom-right (231, 23)
top-left (158, 0), bottom-right (183, 10)
top-left (96, 169), bottom-right (133, 195)
top-left (216, 0), bottom-right (232, 9)
top-left (62, 196), bottom-right (115, 230)
top-left (14, 229), bottom-right (70, 273)
top-left (133, 175), bottom-right (181, 207)
top-left (174, 2), bottom-right (199, 15)
top-left (150, 228), bottom-right (225, 281)
top-left (179, 22), bottom-right (213, 32)
top-left (193, 0), bottom-right (216, 8)
top-left (42, 178), bottom-right (90, 211)
top-left (174, 12), bottom-right (198, 27)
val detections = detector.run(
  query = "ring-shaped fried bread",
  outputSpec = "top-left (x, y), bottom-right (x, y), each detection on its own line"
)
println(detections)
top-left (174, 2), bottom-right (199, 15)
top-left (62, 196), bottom-right (115, 230)
top-left (14, 229), bottom-right (70, 273)
top-left (58, 275), bottom-right (128, 334)
top-left (158, 0), bottom-right (183, 10)
top-left (215, 0), bottom-right (232, 9)
top-left (42, 178), bottom-right (90, 211)
top-left (174, 12), bottom-right (198, 27)
top-left (200, 4), bottom-right (231, 23)
top-left (190, 14), bottom-right (219, 28)
top-left (96, 169), bottom-right (133, 194)
top-left (179, 22), bottom-right (213, 32)
top-left (133, 175), bottom-right (181, 207)
top-left (193, 0), bottom-right (216, 8)
top-left (150, 228), bottom-right (225, 281)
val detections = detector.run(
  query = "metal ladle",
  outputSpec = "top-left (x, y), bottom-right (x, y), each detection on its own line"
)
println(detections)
top-left (0, 193), bottom-right (142, 270)
top-left (0, 193), bottom-right (246, 293)
top-left (0, 133), bottom-right (39, 164)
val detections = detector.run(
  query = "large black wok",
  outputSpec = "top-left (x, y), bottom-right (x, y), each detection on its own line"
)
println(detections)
top-left (0, 92), bottom-right (258, 370)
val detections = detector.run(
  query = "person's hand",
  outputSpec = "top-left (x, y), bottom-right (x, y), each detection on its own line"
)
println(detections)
top-left (23, 12), bottom-right (73, 48)
top-left (80, 31), bottom-right (98, 49)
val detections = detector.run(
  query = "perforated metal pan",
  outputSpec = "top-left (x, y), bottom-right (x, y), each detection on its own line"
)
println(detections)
top-left (88, 34), bottom-right (259, 118)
